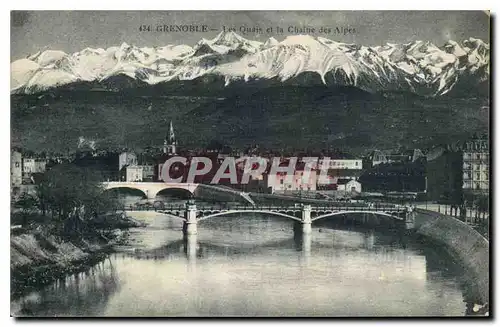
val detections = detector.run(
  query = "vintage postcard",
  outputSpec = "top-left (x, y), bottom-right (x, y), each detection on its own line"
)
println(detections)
top-left (10, 11), bottom-right (490, 317)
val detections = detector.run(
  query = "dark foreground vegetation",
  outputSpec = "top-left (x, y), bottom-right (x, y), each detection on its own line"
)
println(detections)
top-left (11, 164), bottom-right (143, 299)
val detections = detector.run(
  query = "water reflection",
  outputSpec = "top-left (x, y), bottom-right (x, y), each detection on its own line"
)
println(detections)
top-left (12, 259), bottom-right (119, 317)
top-left (12, 211), bottom-right (476, 317)
top-left (184, 234), bottom-right (197, 264)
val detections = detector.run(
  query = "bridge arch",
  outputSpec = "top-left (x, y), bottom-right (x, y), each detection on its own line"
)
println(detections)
top-left (103, 186), bottom-right (148, 199)
top-left (311, 210), bottom-right (405, 222)
top-left (196, 210), bottom-right (303, 222)
top-left (102, 182), bottom-right (199, 200)
top-left (155, 187), bottom-right (194, 199)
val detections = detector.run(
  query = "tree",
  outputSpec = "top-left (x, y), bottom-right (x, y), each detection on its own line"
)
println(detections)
top-left (476, 194), bottom-right (489, 219)
top-left (463, 191), bottom-right (476, 209)
top-left (14, 193), bottom-right (38, 227)
top-left (36, 164), bottom-right (119, 235)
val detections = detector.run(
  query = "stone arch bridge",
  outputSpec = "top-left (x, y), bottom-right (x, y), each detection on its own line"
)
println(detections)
top-left (102, 182), bottom-right (255, 205)
top-left (102, 182), bottom-right (198, 199)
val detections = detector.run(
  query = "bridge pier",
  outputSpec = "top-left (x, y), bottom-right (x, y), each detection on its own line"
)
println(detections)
top-left (183, 204), bottom-right (198, 235)
top-left (294, 223), bottom-right (312, 258)
top-left (405, 206), bottom-right (415, 230)
top-left (293, 204), bottom-right (313, 240)
top-left (144, 189), bottom-right (156, 201)
top-left (301, 232), bottom-right (312, 254)
top-left (301, 205), bottom-right (312, 234)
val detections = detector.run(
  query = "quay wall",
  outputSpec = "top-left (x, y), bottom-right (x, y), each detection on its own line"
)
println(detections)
top-left (414, 209), bottom-right (489, 304)
top-left (249, 192), bottom-right (337, 205)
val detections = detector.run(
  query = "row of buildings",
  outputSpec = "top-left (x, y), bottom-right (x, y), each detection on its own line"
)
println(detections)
top-left (102, 123), bottom-right (365, 194)
top-left (10, 151), bottom-right (50, 187)
top-left (426, 137), bottom-right (489, 204)
top-left (11, 121), bottom-right (489, 202)
top-left (10, 122), bottom-right (366, 196)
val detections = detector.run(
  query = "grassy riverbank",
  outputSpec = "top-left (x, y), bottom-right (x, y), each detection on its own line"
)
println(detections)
top-left (10, 163), bottom-right (151, 301)
top-left (10, 212), bottom-right (143, 300)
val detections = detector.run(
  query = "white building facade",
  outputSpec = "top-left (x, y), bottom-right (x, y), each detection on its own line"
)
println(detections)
top-left (139, 165), bottom-right (155, 181)
top-left (22, 158), bottom-right (48, 180)
top-left (264, 170), bottom-right (318, 193)
top-left (337, 179), bottom-right (362, 193)
top-left (11, 151), bottom-right (22, 187)
top-left (119, 152), bottom-right (138, 171)
top-left (317, 158), bottom-right (363, 170)
top-left (316, 158), bottom-right (363, 188)
top-left (462, 139), bottom-right (489, 192)
top-left (125, 165), bottom-right (144, 182)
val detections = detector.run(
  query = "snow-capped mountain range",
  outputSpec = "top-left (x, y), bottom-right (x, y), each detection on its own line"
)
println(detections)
top-left (11, 31), bottom-right (489, 96)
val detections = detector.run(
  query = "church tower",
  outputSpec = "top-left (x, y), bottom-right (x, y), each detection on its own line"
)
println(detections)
top-left (163, 121), bottom-right (177, 155)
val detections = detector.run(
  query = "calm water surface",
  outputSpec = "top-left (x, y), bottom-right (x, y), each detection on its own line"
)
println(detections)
top-left (12, 196), bottom-right (476, 317)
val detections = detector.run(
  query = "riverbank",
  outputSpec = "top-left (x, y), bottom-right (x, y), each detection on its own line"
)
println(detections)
top-left (10, 212), bottom-right (143, 300)
top-left (413, 209), bottom-right (489, 312)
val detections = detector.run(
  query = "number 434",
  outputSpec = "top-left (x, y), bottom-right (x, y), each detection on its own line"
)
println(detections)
top-left (139, 25), bottom-right (152, 32)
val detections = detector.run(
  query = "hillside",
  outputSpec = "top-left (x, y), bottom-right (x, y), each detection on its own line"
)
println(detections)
top-left (11, 86), bottom-right (489, 155)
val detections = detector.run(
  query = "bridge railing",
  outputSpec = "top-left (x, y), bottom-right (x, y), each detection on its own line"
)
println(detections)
top-left (121, 203), bottom-right (406, 213)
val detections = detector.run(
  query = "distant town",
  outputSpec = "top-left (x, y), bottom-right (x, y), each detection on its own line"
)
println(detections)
top-left (11, 121), bottom-right (489, 229)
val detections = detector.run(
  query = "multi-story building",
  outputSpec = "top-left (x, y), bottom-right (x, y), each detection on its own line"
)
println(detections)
top-left (22, 157), bottom-right (48, 181)
top-left (263, 168), bottom-right (318, 193)
top-left (368, 149), bottom-right (425, 167)
top-left (11, 150), bottom-right (22, 188)
top-left (426, 147), bottom-right (463, 203)
top-left (125, 165), bottom-right (144, 182)
top-left (421, 137), bottom-right (489, 204)
top-left (317, 158), bottom-right (363, 170)
top-left (139, 165), bottom-right (155, 181)
top-left (336, 179), bottom-right (362, 194)
top-left (315, 157), bottom-right (364, 188)
top-left (119, 152), bottom-right (138, 172)
top-left (462, 138), bottom-right (489, 192)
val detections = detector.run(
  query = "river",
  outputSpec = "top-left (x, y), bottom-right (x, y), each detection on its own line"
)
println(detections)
top-left (11, 196), bottom-right (480, 317)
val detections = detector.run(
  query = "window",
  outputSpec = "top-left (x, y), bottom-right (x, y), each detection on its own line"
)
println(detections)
top-left (280, 179), bottom-right (284, 185)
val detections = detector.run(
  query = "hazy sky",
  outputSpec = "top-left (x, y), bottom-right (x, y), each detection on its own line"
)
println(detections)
top-left (11, 11), bottom-right (489, 60)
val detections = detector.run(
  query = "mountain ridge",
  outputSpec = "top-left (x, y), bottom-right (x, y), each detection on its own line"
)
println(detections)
top-left (11, 31), bottom-right (490, 97)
